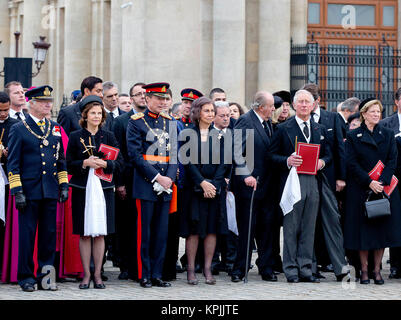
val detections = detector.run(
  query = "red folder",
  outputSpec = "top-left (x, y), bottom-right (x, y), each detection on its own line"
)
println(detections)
top-left (368, 160), bottom-right (398, 196)
top-left (296, 142), bottom-right (321, 175)
top-left (95, 143), bottom-right (120, 182)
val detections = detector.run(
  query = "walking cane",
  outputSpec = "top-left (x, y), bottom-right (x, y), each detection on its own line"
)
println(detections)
top-left (244, 176), bottom-right (259, 284)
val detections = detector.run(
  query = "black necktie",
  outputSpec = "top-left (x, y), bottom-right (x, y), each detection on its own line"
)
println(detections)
top-left (16, 112), bottom-right (21, 120)
top-left (263, 121), bottom-right (271, 138)
top-left (303, 122), bottom-right (309, 139)
top-left (311, 112), bottom-right (317, 123)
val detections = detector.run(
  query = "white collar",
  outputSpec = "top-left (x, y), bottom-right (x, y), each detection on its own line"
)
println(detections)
top-left (253, 109), bottom-right (265, 124)
top-left (29, 114), bottom-right (45, 124)
top-left (295, 115), bottom-right (310, 127)
top-left (10, 108), bottom-right (25, 120)
top-left (339, 112), bottom-right (347, 124)
top-left (213, 125), bottom-right (227, 133)
top-left (106, 107), bottom-right (119, 118)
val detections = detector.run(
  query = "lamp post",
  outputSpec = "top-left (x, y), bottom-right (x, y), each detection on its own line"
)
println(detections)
top-left (0, 34), bottom-right (51, 86)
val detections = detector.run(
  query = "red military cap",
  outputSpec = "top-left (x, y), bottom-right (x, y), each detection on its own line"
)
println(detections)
top-left (181, 88), bottom-right (203, 102)
top-left (143, 82), bottom-right (170, 98)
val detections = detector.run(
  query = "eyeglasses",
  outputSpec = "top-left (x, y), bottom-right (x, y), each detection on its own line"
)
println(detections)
top-left (131, 92), bottom-right (146, 98)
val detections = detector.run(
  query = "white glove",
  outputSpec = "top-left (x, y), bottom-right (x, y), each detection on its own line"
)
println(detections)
top-left (153, 182), bottom-right (172, 195)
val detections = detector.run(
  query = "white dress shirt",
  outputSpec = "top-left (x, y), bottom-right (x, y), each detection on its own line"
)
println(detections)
top-left (295, 116), bottom-right (311, 143)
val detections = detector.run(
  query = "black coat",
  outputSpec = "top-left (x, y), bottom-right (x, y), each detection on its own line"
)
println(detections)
top-left (66, 128), bottom-right (124, 189)
top-left (337, 113), bottom-right (348, 138)
top-left (231, 110), bottom-right (272, 200)
top-left (57, 102), bottom-right (82, 136)
top-left (0, 117), bottom-right (18, 172)
top-left (179, 125), bottom-right (228, 238)
top-left (112, 109), bottom-right (134, 187)
top-left (344, 122), bottom-right (401, 250)
top-left (268, 116), bottom-right (332, 199)
top-left (104, 108), bottom-right (126, 132)
top-left (318, 108), bottom-right (346, 190)
top-left (380, 112), bottom-right (399, 135)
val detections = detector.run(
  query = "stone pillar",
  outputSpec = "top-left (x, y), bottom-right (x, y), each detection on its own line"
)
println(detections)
top-left (291, 0), bottom-right (308, 45)
top-left (22, 0), bottom-right (49, 86)
top-left (200, 0), bottom-right (213, 95)
top-left (110, 0), bottom-right (122, 87)
top-left (120, 0), bottom-right (145, 94)
top-left (258, 0), bottom-right (291, 93)
top-left (213, 0), bottom-right (246, 105)
top-left (0, 1), bottom-right (10, 88)
top-left (8, 1), bottom-right (18, 58)
top-left (64, 0), bottom-right (92, 98)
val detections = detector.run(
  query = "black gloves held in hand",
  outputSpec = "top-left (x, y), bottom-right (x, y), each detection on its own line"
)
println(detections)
top-left (15, 191), bottom-right (27, 212)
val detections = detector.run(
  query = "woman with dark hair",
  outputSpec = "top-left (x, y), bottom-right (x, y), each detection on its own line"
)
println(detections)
top-left (344, 98), bottom-right (401, 285)
top-left (229, 102), bottom-right (244, 120)
top-left (66, 95), bottom-right (123, 289)
top-left (179, 96), bottom-right (227, 285)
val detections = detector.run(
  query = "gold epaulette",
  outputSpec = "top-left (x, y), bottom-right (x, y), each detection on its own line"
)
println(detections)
top-left (8, 172), bottom-right (22, 190)
top-left (58, 171), bottom-right (68, 185)
top-left (160, 112), bottom-right (172, 120)
top-left (131, 112), bottom-right (144, 120)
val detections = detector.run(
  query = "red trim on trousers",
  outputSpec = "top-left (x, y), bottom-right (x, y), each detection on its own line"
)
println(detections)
top-left (136, 199), bottom-right (142, 280)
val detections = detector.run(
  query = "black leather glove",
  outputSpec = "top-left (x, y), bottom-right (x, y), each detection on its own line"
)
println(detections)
top-left (59, 188), bottom-right (69, 203)
top-left (15, 191), bottom-right (27, 212)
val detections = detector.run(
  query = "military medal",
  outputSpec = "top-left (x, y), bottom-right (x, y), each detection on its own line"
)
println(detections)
top-left (22, 119), bottom-right (52, 147)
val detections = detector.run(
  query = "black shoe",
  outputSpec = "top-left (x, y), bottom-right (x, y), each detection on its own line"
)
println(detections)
top-left (299, 275), bottom-right (320, 283)
top-left (261, 273), bottom-right (278, 282)
top-left (231, 275), bottom-right (243, 283)
top-left (389, 269), bottom-right (401, 279)
top-left (336, 273), bottom-right (351, 282)
top-left (94, 282), bottom-right (106, 289)
top-left (313, 272), bottom-right (326, 279)
top-left (287, 276), bottom-right (299, 283)
top-left (373, 272), bottom-right (384, 285)
top-left (79, 282), bottom-right (90, 289)
top-left (360, 271), bottom-right (370, 284)
top-left (21, 283), bottom-right (35, 292)
top-left (118, 271), bottom-right (129, 280)
top-left (140, 279), bottom-right (152, 288)
top-left (151, 278), bottom-right (171, 287)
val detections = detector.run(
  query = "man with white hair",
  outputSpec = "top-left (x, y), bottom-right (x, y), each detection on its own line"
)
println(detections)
top-left (230, 91), bottom-right (277, 282)
top-left (269, 89), bottom-right (332, 283)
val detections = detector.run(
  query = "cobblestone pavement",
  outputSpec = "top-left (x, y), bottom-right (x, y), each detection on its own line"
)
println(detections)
top-left (1, 247), bottom-right (401, 300)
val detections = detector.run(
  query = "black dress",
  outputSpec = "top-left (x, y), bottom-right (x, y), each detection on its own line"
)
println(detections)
top-left (344, 122), bottom-right (401, 250)
top-left (66, 128), bottom-right (124, 236)
top-left (179, 126), bottom-right (228, 239)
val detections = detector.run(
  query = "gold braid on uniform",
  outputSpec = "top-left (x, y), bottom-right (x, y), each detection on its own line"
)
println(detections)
top-left (22, 119), bottom-right (51, 146)
top-left (58, 171), bottom-right (68, 185)
top-left (8, 172), bottom-right (22, 189)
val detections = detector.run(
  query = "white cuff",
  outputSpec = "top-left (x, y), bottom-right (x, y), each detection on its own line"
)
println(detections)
top-left (152, 173), bottom-right (160, 183)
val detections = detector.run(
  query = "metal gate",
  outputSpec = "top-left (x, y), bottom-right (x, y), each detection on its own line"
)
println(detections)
top-left (290, 42), bottom-right (401, 116)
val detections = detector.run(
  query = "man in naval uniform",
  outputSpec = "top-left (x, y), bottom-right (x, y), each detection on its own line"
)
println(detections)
top-left (7, 86), bottom-right (69, 292)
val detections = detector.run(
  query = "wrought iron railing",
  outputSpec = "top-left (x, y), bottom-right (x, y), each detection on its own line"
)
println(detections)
top-left (290, 42), bottom-right (401, 116)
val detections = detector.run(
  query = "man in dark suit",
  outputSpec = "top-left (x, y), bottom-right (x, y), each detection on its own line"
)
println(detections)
top-left (7, 86), bottom-right (69, 292)
top-left (337, 97), bottom-right (360, 138)
top-left (57, 76), bottom-right (103, 136)
top-left (269, 89), bottom-right (331, 283)
top-left (230, 91), bottom-right (277, 282)
top-left (102, 81), bottom-right (126, 132)
top-left (380, 86), bottom-right (401, 279)
top-left (303, 83), bottom-right (347, 277)
top-left (4, 81), bottom-right (29, 121)
top-left (0, 92), bottom-right (19, 274)
top-left (112, 82), bottom-right (146, 281)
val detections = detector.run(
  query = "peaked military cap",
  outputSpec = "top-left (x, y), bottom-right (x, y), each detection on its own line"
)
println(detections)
top-left (79, 95), bottom-right (104, 112)
top-left (143, 82), bottom-right (170, 98)
top-left (181, 88), bottom-right (203, 101)
top-left (25, 85), bottom-right (53, 101)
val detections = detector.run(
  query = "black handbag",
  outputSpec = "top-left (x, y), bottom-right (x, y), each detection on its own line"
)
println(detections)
top-left (364, 191), bottom-right (391, 219)
top-left (194, 179), bottom-right (221, 195)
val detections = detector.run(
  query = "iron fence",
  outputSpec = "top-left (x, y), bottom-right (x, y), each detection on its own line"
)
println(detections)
top-left (290, 42), bottom-right (401, 116)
